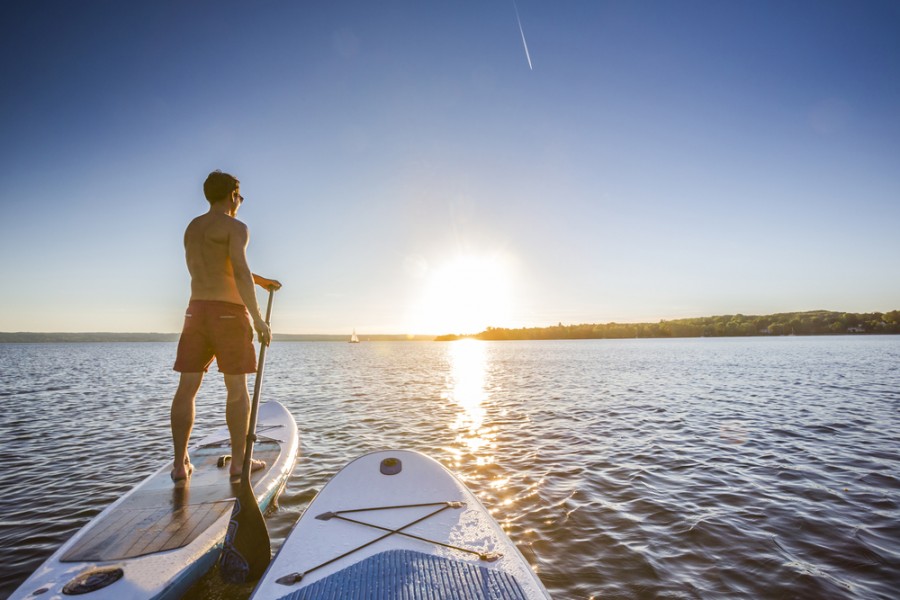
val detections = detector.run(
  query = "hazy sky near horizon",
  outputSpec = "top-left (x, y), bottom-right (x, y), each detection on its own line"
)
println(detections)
top-left (2, 1), bottom-right (899, 335)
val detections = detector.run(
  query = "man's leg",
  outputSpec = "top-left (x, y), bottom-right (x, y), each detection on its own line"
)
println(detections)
top-left (224, 373), bottom-right (266, 477)
top-left (171, 372), bottom-right (203, 480)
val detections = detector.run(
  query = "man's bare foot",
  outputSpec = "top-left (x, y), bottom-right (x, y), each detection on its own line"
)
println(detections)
top-left (230, 458), bottom-right (266, 480)
top-left (171, 461), bottom-right (194, 483)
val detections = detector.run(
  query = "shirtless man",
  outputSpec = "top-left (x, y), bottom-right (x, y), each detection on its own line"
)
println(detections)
top-left (170, 170), bottom-right (281, 482)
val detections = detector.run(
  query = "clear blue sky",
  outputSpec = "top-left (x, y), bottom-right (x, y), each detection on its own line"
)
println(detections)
top-left (2, 1), bottom-right (898, 335)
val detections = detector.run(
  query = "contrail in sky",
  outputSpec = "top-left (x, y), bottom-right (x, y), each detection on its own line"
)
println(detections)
top-left (512, 0), bottom-right (533, 70)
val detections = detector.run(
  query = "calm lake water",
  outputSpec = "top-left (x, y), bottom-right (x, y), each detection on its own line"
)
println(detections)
top-left (1, 337), bottom-right (898, 599)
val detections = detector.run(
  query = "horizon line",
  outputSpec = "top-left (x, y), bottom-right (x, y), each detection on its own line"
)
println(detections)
top-left (3, 307), bottom-right (897, 340)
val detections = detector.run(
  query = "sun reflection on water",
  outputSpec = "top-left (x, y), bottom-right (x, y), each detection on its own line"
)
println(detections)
top-left (442, 339), bottom-right (497, 468)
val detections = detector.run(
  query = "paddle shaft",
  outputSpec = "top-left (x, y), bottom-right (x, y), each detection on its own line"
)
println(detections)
top-left (240, 287), bottom-right (275, 494)
top-left (219, 285), bottom-right (278, 583)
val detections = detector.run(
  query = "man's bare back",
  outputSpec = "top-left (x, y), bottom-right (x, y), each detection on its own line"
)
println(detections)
top-left (182, 185), bottom-right (279, 341)
top-left (185, 212), bottom-right (247, 306)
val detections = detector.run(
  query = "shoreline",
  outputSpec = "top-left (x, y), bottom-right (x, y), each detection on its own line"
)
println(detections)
top-left (2, 332), bottom-right (898, 343)
top-left (3, 310), bottom-right (898, 343)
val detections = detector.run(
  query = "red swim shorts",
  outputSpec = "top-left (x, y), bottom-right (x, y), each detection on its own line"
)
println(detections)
top-left (173, 300), bottom-right (257, 374)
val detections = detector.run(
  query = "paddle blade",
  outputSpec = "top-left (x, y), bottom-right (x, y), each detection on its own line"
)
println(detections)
top-left (219, 485), bottom-right (271, 583)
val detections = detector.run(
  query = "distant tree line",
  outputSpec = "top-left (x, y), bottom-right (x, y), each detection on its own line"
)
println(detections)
top-left (456, 310), bottom-right (900, 341)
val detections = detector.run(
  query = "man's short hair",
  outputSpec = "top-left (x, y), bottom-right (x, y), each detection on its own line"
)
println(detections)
top-left (203, 170), bottom-right (239, 204)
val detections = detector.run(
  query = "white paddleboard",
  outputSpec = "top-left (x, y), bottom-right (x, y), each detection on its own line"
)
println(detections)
top-left (10, 401), bottom-right (299, 600)
top-left (251, 450), bottom-right (550, 600)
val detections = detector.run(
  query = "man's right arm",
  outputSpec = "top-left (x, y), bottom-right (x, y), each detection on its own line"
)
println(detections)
top-left (228, 222), bottom-right (271, 345)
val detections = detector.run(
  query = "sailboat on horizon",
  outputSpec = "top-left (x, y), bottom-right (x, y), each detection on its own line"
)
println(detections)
top-left (349, 329), bottom-right (360, 343)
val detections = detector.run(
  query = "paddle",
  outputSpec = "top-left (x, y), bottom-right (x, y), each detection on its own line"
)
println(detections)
top-left (219, 286), bottom-right (277, 583)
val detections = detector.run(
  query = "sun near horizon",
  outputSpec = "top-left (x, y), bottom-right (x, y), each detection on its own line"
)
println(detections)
top-left (406, 254), bottom-right (515, 337)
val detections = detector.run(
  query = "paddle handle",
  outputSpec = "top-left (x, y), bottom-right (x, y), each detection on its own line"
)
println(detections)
top-left (240, 287), bottom-right (276, 493)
